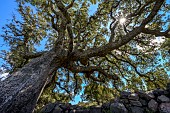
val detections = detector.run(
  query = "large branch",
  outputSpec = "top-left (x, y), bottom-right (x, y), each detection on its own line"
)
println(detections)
top-left (72, 0), bottom-right (164, 60)
top-left (141, 0), bottom-right (164, 25)
top-left (23, 51), bottom-right (47, 59)
top-left (126, 0), bottom-right (155, 18)
top-left (142, 28), bottom-right (170, 38)
top-left (55, 0), bottom-right (71, 24)
top-left (54, 0), bottom-right (74, 53)
top-left (67, 64), bottom-right (119, 81)
top-left (66, 0), bottom-right (75, 10)
top-left (105, 56), bottom-right (131, 82)
top-left (112, 54), bottom-right (152, 80)
top-left (73, 26), bottom-right (142, 59)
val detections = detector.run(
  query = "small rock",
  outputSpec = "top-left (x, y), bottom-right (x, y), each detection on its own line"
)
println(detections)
top-left (130, 106), bottom-right (144, 113)
top-left (153, 89), bottom-right (165, 97)
top-left (139, 99), bottom-right (147, 106)
top-left (128, 93), bottom-right (139, 100)
top-left (40, 103), bottom-right (56, 113)
top-left (137, 90), bottom-right (155, 101)
top-left (159, 103), bottom-right (170, 113)
top-left (59, 103), bottom-right (71, 112)
top-left (148, 99), bottom-right (158, 112)
top-left (130, 100), bottom-right (142, 107)
top-left (120, 99), bottom-right (129, 104)
top-left (90, 106), bottom-right (101, 113)
top-left (164, 90), bottom-right (169, 96)
top-left (124, 104), bottom-right (131, 111)
top-left (157, 95), bottom-right (170, 103)
top-left (70, 109), bottom-right (89, 113)
top-left (120, 91), bottom-right (131, 99)
top-left (53, 106), bottom-right (62, 113)
top-left (70, 109), bottom-right (76, 113)
top-left (110, 102), bottom-right (128, 113)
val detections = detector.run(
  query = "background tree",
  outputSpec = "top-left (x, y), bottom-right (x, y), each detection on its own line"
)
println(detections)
top-left (82, 82), bottom-right (117, 105)
top-left (0, 0), bottom-right (169, 113)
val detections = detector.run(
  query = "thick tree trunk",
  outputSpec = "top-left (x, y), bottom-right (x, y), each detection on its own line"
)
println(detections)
top-left (0, 48), bottom-right (67, 113)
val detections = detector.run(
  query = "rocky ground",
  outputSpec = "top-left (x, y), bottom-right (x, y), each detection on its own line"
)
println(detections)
top-left (39, 83), bottom-right (170, 113)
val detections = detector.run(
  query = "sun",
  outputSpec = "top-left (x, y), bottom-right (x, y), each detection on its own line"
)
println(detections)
top-left (119, 17), bottom-right (126, 24)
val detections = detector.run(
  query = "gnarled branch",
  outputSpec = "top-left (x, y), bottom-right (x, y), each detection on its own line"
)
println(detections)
top-left (67, 64), bottom-right (119, 81)
top-left (142, 28), bottom-right (170, 38)
top-left (73, 0), bottom-right (164, 60)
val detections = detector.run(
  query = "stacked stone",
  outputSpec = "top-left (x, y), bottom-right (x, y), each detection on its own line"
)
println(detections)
top-left (40, 83), bottom-right (170, 113)
top-left (108, 83), bottom-right (170, 113)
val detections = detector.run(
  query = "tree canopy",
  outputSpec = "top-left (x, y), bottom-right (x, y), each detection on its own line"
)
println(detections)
top-left (1, 0), bottom-right (170, 107)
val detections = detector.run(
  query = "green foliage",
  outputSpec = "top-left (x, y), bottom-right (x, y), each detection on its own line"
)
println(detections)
top-left (90, 0), bottom-right (100, 4)
top-left (82, 82), bottom-right (117, 104)
top-left (1, 0), bottom-right (169, 105)
top-left (34, 84), bottom-right (71, 112)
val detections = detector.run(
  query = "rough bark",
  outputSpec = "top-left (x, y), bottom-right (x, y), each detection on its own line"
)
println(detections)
top-left (0, 0), bottom-right (166, 112)
top-left (0, 47), bottom-right (67, 113)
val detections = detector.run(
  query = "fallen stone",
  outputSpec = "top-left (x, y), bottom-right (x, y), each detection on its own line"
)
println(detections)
top-left (148, 99), bottom-right (158, 112)
top-left (137, 90), bottom-right (154, 101)
top-left (40, 102), bottom-right (56, 113)
top-left (153, 89), bottom-right (165, 97)
top-left (159, 103), bottom-right (170, 113)
top-left (53, 106), bottom-right (62, 113)
top-left (110, 102), bottom-right (128, 113)
top-left (130, 100), bottom-right (142, 107)
top-left (139, 98), bottom-right (147, 106)
top-left (130, 106), bottom-right (144, 113)
top-left (120, 91), bottom-right (131, 99)
top-left (157, 95), bottom-right (170, 103)
top-left (120, 99), bottom-right (129, 104)
top-left (124, 104), bottom-right (131, 111)
top-left (90, 106), bottom-right (101, 113)
top-left (70, 109), bottom-right (89, 113)
top-left (128, 93), bottom-right (139, 100)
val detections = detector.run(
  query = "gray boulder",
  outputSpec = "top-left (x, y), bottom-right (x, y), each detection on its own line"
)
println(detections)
top-left (130, 106), bottom-right (144, 113)
top-left (159, 103), bottom-right (170, 113)
top-left (53, 106), bottom-right (62, 113)
top-left (153, 89), bottom-right (165, 97)
top-left (139, 98), bottom-right (147, 106)
top-left (148, 99), bottom-right (158, 112)
top-left (157, 95), bottom-right (170, 103)
top-left (40, 103), bottom-right (57, 113)
top-left (70, 109), bottom-right (89, 113)
top-left (136, 91), bottom-right (154, 101)
top-left (120, 99), bottom-right (129, 104)
top-left (90, 106), bottom-right (101, 113)
top-left (129, 100), bottom-right (142, 107)
top-left (128, 93), bottom-right (139, 100)
top-left (120, 91), bottom-right (131, 99)
top-left (110, 103), bottom-right (128, 113)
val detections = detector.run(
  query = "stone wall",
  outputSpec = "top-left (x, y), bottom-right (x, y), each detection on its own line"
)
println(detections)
top-left (40, 83), bottom-right (170, 113)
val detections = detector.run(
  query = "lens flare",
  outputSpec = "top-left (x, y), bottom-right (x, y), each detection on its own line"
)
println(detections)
top-left (119, 18), bottom-right (126, 24)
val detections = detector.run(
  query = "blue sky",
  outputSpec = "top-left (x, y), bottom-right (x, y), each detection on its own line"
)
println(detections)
top-left (0, 0), bottom-right (169, 104)
top-left (0, 0), bottom-right (18, 65)
top-left (0, 0), bottom-right (98, 64)
top-left (0, 0), bottom-right (18, 45)
top-left (0, 0), bottom-right (98, 105)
